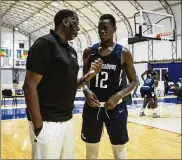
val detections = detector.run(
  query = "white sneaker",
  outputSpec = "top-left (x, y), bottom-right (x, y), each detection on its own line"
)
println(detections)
top-left (152, 113), bottom-right (160, 118)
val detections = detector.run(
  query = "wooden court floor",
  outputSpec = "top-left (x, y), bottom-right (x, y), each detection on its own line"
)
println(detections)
top-left (1, 110), bottom-right (181, 159)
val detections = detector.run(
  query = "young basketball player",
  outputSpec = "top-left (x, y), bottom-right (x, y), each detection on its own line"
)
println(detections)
top-left (141, 64), bottom-right (158, 109)
top-left (81, 14), bottom-right (137, 159)
top-left (139, 77), bottom-right (160, 118)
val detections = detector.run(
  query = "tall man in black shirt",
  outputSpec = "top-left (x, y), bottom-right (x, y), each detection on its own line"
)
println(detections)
top-left (23, 9), bottom-right (103, 159)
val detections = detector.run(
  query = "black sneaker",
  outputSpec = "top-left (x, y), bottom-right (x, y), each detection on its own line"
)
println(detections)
top-left (139, 112), bottom-right (145, 117)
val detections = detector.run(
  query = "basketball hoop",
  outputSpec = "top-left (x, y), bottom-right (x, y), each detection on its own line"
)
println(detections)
top-left (156, 32), bottom-right (172, 41)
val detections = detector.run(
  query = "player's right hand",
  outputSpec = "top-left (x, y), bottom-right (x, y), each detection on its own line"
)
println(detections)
top-left (83, 89), bottom-right (100, 107)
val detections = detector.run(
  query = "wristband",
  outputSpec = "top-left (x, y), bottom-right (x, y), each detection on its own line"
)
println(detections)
top-left (80, 76), bottom-right (88, 85)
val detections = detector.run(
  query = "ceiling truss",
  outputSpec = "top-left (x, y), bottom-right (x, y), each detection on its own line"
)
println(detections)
top-left (1, 0), bottom-right (179, 61)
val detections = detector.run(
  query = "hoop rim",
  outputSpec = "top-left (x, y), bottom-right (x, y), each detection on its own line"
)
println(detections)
top-left (157, 32), bottom-right (172, 36)
top-left (156, 32), bottom-right (172, 41)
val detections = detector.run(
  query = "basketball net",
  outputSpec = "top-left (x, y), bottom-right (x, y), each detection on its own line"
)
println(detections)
top-left (156, 32), bottom-right (172, 41)
top-left (156, 32), bottom-right (171, 63)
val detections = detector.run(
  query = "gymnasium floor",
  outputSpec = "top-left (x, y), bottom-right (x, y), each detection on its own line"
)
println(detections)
top-left (1, 92), bottom-right (181, 159)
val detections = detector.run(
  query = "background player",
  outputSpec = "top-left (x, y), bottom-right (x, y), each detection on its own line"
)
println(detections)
top-left (139, 76), bottom-right (160, 118)
top-left (141, 63), bottom-right (158, 109)
top-left (81, 14), bottom-right (137, 159)
top-left (141, 64), bottom-right (158, 81)
top-left (164, 70), bottom-right (169, 96)
top-left (132, 74), bottom-right (140, 98)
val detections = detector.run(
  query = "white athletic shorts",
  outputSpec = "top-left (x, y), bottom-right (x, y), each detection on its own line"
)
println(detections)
top-left (28, 119), bottom-right (74, 159)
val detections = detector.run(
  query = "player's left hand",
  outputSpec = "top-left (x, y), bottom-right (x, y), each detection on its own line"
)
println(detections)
top-left (104, 94), bottom-right (120, 110)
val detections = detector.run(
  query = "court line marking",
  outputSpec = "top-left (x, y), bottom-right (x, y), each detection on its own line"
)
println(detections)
top-left (2, 115), bottom-right (181, 137)
top-left (128, 121), bottom-right (181, 137)
top-left (1, 106), bottom-right (26, 109)
top-left (1, 103), bottom-right (181, 136)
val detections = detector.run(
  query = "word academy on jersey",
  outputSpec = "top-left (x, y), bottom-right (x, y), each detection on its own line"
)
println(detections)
top-left (102, 63), bottom-right (116, 71)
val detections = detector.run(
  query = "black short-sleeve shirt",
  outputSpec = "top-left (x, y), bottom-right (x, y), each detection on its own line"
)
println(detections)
top-left (26, 30), bottom-right (79, 122)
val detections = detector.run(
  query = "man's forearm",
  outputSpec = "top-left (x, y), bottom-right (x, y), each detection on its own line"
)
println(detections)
top-left (77, 77), bottom-right (86, 89)
top-left (26, 87), bottom-right (42, 129)
top-left (77, 71), bottom-right (95, 88)
top-left (116, 81), bottom-right (137, 99)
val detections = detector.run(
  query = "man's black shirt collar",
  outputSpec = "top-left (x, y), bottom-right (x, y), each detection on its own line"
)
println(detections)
top-left (50, 29), bottom-right (69, 47)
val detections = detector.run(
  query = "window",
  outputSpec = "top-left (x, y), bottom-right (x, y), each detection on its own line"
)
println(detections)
top-left (154, 68), bottom-right (168, 81)
top-left (19, 43), bottom-right (24, 49)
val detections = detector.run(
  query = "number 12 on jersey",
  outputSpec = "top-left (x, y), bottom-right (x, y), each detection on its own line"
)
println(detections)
top-left (95, 70), bottom-right (123, 88)
top-left (95, 71), bottom-right (108, 88)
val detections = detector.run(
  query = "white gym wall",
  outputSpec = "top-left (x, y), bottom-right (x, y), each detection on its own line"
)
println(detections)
top-left (1, 27), bottom-right (31, 84)
top-left (1, 27), bottom-right (30, 50)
